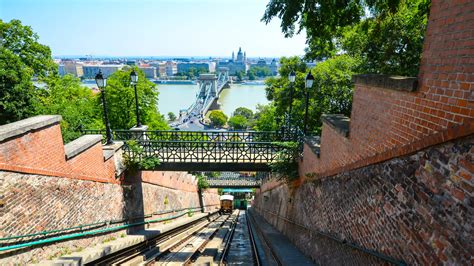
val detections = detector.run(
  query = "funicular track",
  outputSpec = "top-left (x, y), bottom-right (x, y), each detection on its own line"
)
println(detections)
top-left (87, 210), bottom-right (272, 265)
top-left (85, 212), bottom-right (221, 265)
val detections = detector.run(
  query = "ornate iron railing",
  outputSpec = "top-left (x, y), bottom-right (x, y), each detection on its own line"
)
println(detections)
top-left (81, 126), bottom-right (304, 169)
top-left (124, 140), bottom-right (291, 164)
top-left (80, 129), bottom-right (301, 143)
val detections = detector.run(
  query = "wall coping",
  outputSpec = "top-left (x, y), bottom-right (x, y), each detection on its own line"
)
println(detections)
top-left (64, 135), bottom-right (102, 160)
top-left (321, 114), bottom-right (350, 137)
top-left (304, 136), bottom-right (321, 157)
top-left (0, 115), bottom-right (62, 142)
top-left (352, 74), bottom-right (418, 92)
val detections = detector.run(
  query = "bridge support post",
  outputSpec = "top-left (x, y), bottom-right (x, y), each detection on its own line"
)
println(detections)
top-left (130, 125), bottom-right (148, 141)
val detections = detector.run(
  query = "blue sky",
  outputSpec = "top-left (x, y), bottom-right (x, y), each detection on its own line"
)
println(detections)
top-left (0, 0), bottom-right (307, 57)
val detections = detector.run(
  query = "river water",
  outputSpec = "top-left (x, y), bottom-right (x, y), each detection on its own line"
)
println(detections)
top-left (81, 81), bottom-right (269, 117)
top-left (157, 84), bottom-right (269, 117)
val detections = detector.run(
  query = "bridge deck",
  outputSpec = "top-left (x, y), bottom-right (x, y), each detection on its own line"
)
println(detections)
top-left (81, 129), bottom-right (303, 172)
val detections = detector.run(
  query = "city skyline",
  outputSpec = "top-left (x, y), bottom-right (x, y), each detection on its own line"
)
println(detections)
top-left (0, 0), bottom-right (307, 57)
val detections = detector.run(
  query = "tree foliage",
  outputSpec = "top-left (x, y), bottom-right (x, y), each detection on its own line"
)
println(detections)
top-left (0, 19), bottom-right (56, 124)
top-left (35, 75), bottom-right (103, 143)
top-left (253, 104), bottom-right (279, 131)
top-left (262, 0), bottom-right (429, 76)
top-left (167, 112), bottom-right (177, 121)
top-left (176, 67), bottom-right (209, 80)
top-left (208, 110), bottom-right (228, 128)
top-left (233, 107), bottom-right (253, 120)
top-left (228, 115), bottom-right (248, 130)
top-left (341, 0), bottom-right (430, 76)
top-left (262, 55), bottom-right (358, 133)
top-left (104, 68), bottom-right (168, 130)
top-left (248, 66), bottom-right (272, 80)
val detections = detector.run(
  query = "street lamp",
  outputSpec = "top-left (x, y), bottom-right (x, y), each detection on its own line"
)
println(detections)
top-left (95, 70), bottom-right (113, 145)
top-left (288, 70), bottom-right (296, 123)
top-left (130, 70), bottom-right (141, 127)
top-left (303, 71), bottom-right (314, 135)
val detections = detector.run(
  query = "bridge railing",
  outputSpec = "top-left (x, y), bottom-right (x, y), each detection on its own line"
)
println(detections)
top-left (124, 140), bottom-right (292, 164)
top-left (80, 129), bottom-right (301, 143)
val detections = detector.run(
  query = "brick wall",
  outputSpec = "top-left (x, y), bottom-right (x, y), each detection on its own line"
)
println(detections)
top-left (0, 116), bottom-right (117, 183)
top-left (300, 0), bottom-right (474, 178)
top-left (256, 135), bottom-right (473, 265)
top-left (0, 170), bottom-right (219, 264)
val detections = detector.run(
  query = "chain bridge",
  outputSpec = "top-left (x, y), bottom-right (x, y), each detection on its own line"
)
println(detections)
top-left (171, 69), bottom-right (230, 129)
top-left (81, 129), bottom-right (302, 172)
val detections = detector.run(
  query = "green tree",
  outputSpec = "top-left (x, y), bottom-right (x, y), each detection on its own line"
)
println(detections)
top-left (35, 75), bottom-right (103, 143)
top-left (264, 55), bottom-right (358, 133)
top-left (228, 115), bottom-right (248, 130)
top-left (248, 71), bottom-right (256, 81)
top-left (253, 104), bottom-right (279, 131)
top-left (233, 107), bottom-right (253, 120)
top-left (262, 0), bottom-right (429, 76)
top-left (235, 71), bottom-right (245, 81)
top-left (0, 19), bottom-right (56, 124)
top-left (264, 56), bottom-right (307, 116)
top-left (341, 0), bottom-right (430, 76)
top-left (105, 68), bottom-right (168, 130)
top-left (167, 112), bottom-right (177, 121)
top-left (208, 110), bottom-right (228, 128)
top-left (248, 66), bottom-right (273, 79)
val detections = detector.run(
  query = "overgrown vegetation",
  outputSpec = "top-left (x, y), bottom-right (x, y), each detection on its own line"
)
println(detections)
top-left (187, 208), bottom-right (194, 217)
top-left (123, 140), bottom-right (161, 171)
top-left (197, 174), bottom-right (209, 190)
top-left (268, 141), bottom-right (300, 183)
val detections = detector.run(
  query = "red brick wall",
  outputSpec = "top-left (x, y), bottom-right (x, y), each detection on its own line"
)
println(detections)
top-left (0, 122), bottom-right (117, 182)
top-left (300, 0), bottom-right (474, 178)
top-left (140, 171), bottom-right (198, 192)
top-left (257, 135), bottom-right (473, 265)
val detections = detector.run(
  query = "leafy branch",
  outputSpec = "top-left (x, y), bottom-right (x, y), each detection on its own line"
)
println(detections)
top-left (123, 140), bottom-right (160, 171)
top-left (197, 174), bottom-right (209, 190)
top-left (268, 141), bottom-right (300, 183)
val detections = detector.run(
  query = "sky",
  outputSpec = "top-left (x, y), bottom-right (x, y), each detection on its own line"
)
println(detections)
top-left (0, 0), bottom-right (307, 57)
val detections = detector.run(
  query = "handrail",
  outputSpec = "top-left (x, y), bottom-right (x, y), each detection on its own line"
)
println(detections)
top-left (0, 209), bottom-right (216, 252)
top-left (0, 205), bottom-right (218, 243)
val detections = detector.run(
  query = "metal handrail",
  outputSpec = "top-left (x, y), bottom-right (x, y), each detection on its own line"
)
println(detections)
top-left (0, 204), bottom-right (218, 243)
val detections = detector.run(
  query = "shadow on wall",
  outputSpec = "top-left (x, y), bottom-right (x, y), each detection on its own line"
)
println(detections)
top-left (122, 171), bottom-right (145, 234)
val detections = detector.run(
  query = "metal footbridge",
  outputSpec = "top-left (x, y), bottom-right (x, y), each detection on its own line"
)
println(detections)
top-left (81, 129), bottom-right (302, 171)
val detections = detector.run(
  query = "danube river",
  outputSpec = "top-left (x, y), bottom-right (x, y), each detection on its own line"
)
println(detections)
top-left (157, 84), bottom-right (269, 117)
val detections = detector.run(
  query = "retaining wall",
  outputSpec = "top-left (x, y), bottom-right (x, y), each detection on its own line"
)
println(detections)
top-left (255, 135), bottom-right (473, 265)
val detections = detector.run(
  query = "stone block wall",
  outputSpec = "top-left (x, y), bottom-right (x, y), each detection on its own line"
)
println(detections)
top-left (255, 135), bottom-right (473, 265)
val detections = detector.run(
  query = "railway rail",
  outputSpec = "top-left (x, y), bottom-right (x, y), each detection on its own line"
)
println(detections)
top-left (88, 210), bottom-right (271, 265)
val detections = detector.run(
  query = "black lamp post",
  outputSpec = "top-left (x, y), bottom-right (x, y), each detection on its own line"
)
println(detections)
top-left (130, 70), bottom-right (141, 127)
top-left (304, 71), bottom-right (314, 135)
top-left (95, 70), bottom-right (113, 145)
top-left (288, 70), bottom-right (296, 121)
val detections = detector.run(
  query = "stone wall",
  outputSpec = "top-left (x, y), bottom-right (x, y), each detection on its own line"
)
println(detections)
top-left (0, 170), bottom-right (219, 264)
top-left (255, 135), bottom-right (473, 265)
